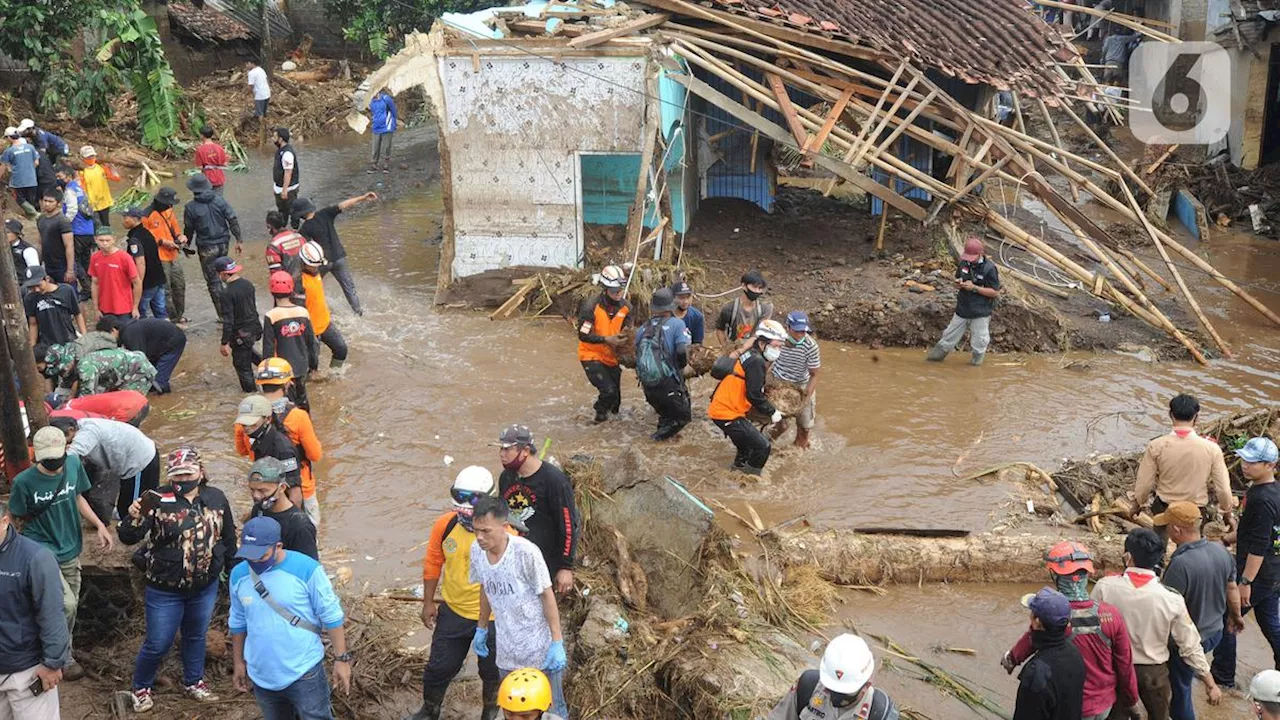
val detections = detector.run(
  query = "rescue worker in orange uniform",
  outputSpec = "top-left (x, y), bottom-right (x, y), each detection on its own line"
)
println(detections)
top-left (576, 265), bottom-right (630, 423)
top-left (708, 319), bottom-right (787, 475)
top-left (141, 187), bottom-right (189, 324)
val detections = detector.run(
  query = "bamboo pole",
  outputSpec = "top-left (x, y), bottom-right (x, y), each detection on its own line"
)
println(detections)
top-left (848, 74), bottom-right (921, 169)
top-left (1002, 265), bottom-right (1072, 299)
top-left (1035, 97), bottom-right (1080, 202)
top-left (1119, 180), bottom-right (1234, 358)
top-left (1116, 248), bottom-right (1175, 293)
top-left (1034, 0), bottom-right (1181, 42)
top-left (1010, 93), bottom-right (1035, 173)
top-left (869, 88), bottom-right (940, 161)
top-left (823, 60), bottom-right (905, 196)
top-left (951, 155), bottom-right (1011, 204)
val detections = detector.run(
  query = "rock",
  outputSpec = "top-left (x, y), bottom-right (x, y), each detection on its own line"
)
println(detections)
top-left (578, 599), bottom-right (631, 653)
top-left (281, 60), bottom-right (298, 71)
top-left (823, 302), bottom-right (835, 312)
top-left (591, 469), bottom-right (714, 618)
top-left (834, 258), bottom-right (847, 266)
top-left (602, 446), bottom-right (650, 494)
top-left (205, 629), bottom-right (229, 659)
top-left (869, 340), bottom-right (884, 350)
top-left (668, 630), bottom-right (812, 709)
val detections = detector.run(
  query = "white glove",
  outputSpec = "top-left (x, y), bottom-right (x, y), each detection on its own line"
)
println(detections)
top-left (770, 410), bottom-right (783, 424)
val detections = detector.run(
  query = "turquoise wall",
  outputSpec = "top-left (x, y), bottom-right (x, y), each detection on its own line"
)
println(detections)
top-left (581, 153), bottom-right (643, 226)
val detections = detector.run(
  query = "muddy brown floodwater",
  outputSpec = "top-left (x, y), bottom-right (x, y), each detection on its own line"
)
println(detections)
top-left (131, 126), bottom-right (1280, 716)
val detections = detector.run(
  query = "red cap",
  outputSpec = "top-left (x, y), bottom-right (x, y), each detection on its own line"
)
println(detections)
top-left (959, 236), bottom-right (984, 262)
top-left (269, 270), bottom-right (294, 294)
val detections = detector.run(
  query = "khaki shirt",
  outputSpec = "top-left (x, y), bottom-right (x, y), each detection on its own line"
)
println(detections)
top-left (1134, 429), bottom-right (1232, 510)
top-left (1091, 570), bottom-right (1209, 675)
top-left (767, 683), bottom-right (895, 720)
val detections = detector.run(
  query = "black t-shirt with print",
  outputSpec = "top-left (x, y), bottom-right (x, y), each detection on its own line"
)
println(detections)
top-left (23, 283), bottom-right (80, 345)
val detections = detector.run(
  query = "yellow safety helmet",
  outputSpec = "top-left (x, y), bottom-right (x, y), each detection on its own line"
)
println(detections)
top-left (255, 357), bottom-right (295, 386)
top-left (497, 668), bottom-right (552, 712)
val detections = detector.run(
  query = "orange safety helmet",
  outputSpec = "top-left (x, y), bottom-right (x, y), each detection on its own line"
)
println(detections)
top-left (269, 270), bottom-right (295, 294)
top-left (1045, 541), bottom-right (1094, 575)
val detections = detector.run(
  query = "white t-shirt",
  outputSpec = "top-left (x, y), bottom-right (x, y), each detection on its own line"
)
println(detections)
top-left (273, 150), bottom-right (296, 193)
top-left (247, 66), bottom-right (271, 101)
top-left (469, 535), bottom-right (553, 671)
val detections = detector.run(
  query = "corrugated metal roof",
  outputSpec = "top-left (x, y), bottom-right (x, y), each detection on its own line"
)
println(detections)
top-left (200, 0), bottom-right (293, 41)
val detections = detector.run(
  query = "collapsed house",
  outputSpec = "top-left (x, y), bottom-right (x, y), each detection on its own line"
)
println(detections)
top-left (356, 0), bottom-right (1280, 363)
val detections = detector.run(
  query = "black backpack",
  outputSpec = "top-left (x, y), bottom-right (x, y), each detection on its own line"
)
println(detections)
top-left (795, 670), bottom-right (898, 720)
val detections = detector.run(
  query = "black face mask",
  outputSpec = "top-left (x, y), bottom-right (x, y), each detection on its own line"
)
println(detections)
top-left (744, 288), bottom-right (762, 301)
top-left (247, 423), bottom-right (271, 441)
top-left (172, 478), bottom-right (201, 495)
top-left (40, 457), bottom-right (65, 472)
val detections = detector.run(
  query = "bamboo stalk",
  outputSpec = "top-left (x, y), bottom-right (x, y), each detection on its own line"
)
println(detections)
top-left (1003, 264), bottom-right (1072, 299)
top-left (870, 88), bottom-right (939, 161)
top-left (1010, 93), bottom-right (1035, 173)
top-left (951, 154), bottom-right (1011, 203)
top-left (823, 61), bottom-right (904, 195)
top-left (1116, 247), bottom-right (1175, 293)
top-left (1119, 180), bottom-right (1233, 358)
top-left (1034, 0), bottom-right (1181, 42)
top-left (1035, 97), bottom-right (1079, 202)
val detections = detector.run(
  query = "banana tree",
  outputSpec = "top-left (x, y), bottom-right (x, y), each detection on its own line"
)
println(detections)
top-left (96, 7), bottom-right (183, 152)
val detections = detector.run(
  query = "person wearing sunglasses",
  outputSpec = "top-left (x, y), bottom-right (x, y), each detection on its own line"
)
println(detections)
top-left (406, 466), bottom-right (502, 720)
top-left (767, 633), bottom-right (899, 720)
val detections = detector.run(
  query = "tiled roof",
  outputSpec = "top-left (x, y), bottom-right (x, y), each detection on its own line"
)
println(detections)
top-left (701, 0), bottom-right (1076, 95)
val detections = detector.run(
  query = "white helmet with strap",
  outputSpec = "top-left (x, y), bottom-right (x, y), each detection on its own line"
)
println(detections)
top-left (300, 241), bottom-right (325, 266)
top-left (754, 319), bottom-right (788, 343)
top-left (600, 264), bottom-right (625, 289)
top-left (819, 633), bottom-right (875, 694)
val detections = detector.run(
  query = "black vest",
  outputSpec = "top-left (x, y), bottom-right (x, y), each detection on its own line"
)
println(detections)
top-left (10, 240), bottom-right (34, 279)
top-left (273, 143), bottom-right (299, 189)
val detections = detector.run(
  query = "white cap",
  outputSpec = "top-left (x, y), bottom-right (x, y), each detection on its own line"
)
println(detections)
top-left (3, 127), bottom-right (16, 138)
top-left (80, 145), bottom-right (97, 158)
top-left (1252, 669), bottom-right (1280, 703)
top-left (16, 118), bottom-right (33, 132)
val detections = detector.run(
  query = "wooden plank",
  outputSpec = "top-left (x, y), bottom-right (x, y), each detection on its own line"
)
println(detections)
top-left (624, 69), bottom-right (662, 258)
top-left (490, 277), bottom-right (539, 320)
top-left (848, 74), bottom-right (921, 170)
top-left (566, 13), bottom-right (670, 48)
top-left (766, 73), bottom-right (811, 150)
top-left (507, 19), bottom-right (589, 37)
top-left (802, 85), bottom-right (855, 155)
top-left (1145, 144), bottom-right (1180, 174)
top-left (823, 60), bottom-right (907, 196)
top-left (669, 72), bottom-right (926, 220)
top-left (950, 155), bottom-right (1011, 204)
top-left (870, 88), bottom-right (939, 159)
top-left (946, 122), bottom-right (976, 182)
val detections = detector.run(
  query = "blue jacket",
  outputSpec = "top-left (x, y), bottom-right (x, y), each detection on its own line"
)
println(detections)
top-left (35, 129), bottom-right (69, 157)
top-left (0, 525), bottom-right (69, 674)
top-left (370, 92), bottom-right (398, 135)
top-left (64, 179), bottom-right (95, 236)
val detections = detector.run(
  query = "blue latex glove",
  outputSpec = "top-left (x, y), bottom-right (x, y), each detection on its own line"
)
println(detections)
top-left (543, 640), bottom-right (566, 672)
top-left (472, 627), bottom-right (490, 658)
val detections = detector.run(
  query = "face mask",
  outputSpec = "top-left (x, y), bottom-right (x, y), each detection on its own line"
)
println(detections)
top-left (744, 289), bottom-right (762, 301)
top-left (456, 507), bottom-right (476, 532)
top-left (257, 491), bottom-right (280, 512)
top-left (172, 478), bottom-right (200, 495)
top-left (247, 423), bottom-right (271, 440)
top-left (40, 457), bottom-right (66, 472)
top-left (248, 559), bottom-right (274, 575)
top-left (763, 346), bottom-right (782, 362)
top-left (501, 451), bottom-right (527, 472)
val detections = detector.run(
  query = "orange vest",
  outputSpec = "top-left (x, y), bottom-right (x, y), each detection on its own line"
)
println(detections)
top-left (143, 208), bottom-right (181, 262)
top-left (708, 357), bottom-right (751, 421)
top-left (577, 301), bottom-right (629, 366)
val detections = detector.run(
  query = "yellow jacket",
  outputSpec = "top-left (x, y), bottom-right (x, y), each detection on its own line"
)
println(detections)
top-left (81, 164), bottom-right (114, 211)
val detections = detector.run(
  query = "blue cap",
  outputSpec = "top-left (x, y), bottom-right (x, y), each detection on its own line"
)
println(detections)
top-left (1021, 587), bottom-right (1071, 627)
top-left (786, 311), bottom-right (811, 332)
top-left (235, 516), bottom-right (282, 559)
top-left (1237, 437), bottom-right (1280, 464)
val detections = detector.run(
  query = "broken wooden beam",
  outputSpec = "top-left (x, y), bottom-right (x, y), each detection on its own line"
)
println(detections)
top-left (765, 72), bottom-right (812, 155)
top-left (566, 13), bottom-right (670, 48)
top-left (802, 85), bottom-right (854, 156)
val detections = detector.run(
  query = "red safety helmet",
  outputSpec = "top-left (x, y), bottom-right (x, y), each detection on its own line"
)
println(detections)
top-left (1045, 541), bottom-right (1094, 575)
top-left (269, 270), bottom-right (295, 294)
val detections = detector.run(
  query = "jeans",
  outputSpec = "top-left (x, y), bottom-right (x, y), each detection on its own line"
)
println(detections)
top-left (318, 324), bottom-right (348, 365)
top-left (714, 417), bottom-right (771, 470)
top-left (936, 313), bottom-right (991, 354)
top-left (326, 257), bottom-right (362, 315)
top-left (421, 603), bottom-right (498, 701)
top-left (1212, 587), bottom-right (1280, 687)
top-left (499, 667), bottom-right (568, 719)
top-left (1170, 629), bottom-right (1221, 720)
top-left (133, 581), bottom-right (219, 689)
top-left (196, 244), bottom-right (228, 320)
top-left (59, 557), bottom-right (81, 650)
top-left (152, 338), bottom-right (186, 393)
top-left (139, 285), bottom-right (168, 319)
top-left (162, 259), bottom-right (186, 320)
top-left (642, 377), bottom-right (690, 439)
top-left (582, 361), bottom-right (621, 418)
top-left (254, 99), bottom-right (270, 117)
top-left (230, 335), bottom-right (262, 393)
top-left (371, 132), bottom-right (394, 166)
top-left (253, 661), bottom-right (333, 720)
top-left (0, 663), bottom-right (60, 720)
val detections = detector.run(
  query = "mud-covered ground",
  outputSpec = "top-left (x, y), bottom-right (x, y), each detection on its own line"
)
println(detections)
top-left (684, 189), bottom-right (1184, 356)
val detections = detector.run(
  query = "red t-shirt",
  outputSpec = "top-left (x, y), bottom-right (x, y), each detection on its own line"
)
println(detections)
top-left (194, 142), bottom-right (228, 187)
top-left (88, 248), bottom-right (138, 314)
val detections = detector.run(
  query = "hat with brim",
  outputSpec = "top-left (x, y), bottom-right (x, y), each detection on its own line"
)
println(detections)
top-left (186, 175), bottom-right (212, 193)
top-left (1151, 500), bottom-right (1202, 527)
top-left (234, 394), bottom-right (272, 426)
top-left (291, 198), bottom-right (316, 216)
top-left (650, 288), bottom-right (676, 314)
top-left (786, 311), bottom-right (811, 333)
top-left (494, 423), bottom-right (534, 448)
top-left (1236, 437), bottom-right (1280, 464)
top-left (960, 237), bottom-right (984, 262)
top-left (5, 218), bottom-right (22, 235)
top-left (20, 265), bottom-right (47, 289)
top-left (167, 462), bottom-right (201, 478)
top-left (32, 426), bottom-right (67, 461)
top-left (235, 516), bottom-right (282, 560)
top-left (154, 187), bottom-right (179, 206)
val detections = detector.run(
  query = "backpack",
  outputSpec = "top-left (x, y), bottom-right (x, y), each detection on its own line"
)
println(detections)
top-left (795, 670), bottom-right (898, 720)
top-left (635, 318), bottom-right (676, 387)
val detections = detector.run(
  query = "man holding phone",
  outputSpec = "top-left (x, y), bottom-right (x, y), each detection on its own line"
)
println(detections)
top-left (926, 236), bottom-right (1001, 366)
top-left (0, 498), bottom-right (69, 718)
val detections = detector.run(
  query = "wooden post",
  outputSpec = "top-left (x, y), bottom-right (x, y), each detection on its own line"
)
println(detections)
top-left (624, 68), bottom-right (662, 260)
top-left (0, 246), bottom-right (48, 435)
top-left (1057, 102), bottom-right (1155, 198)
top-left (823, 60), bottom-right (907, 196)
top-left (874, 208), bottom-right (889, 252)
top-left (0, 327), bottom-right (28, 481)
top-left (260, 0), bottom-right (273, 80)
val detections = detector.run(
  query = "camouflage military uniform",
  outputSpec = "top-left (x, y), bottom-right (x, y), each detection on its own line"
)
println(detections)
top-left (76, 349), bottom-right (157, 395)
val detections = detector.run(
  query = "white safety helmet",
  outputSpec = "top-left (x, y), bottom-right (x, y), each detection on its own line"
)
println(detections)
top-left (300, 241), bottom-right (326, 266)
top-left (451, 465), bottom-right (495, 511)
top-left (599, 264), bottom-right (625, 289)
top-left (1252, 669), bottom-right (1280, 703)
top-left (754, 319), bottom-right (788, 343)
top-left (819, 634), bottom-right (875, 695)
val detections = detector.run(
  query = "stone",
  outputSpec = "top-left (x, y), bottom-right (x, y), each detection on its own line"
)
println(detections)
top-left (602, 446), bottom-right (650, 494)
top-left (834, 257), bottom-right (848, 266)
top-left (667, 630), bottom-right (813, 710)
top-left (591, 465), bottom-right (715, 619)
top-left (823, 302), bottom-right (835, 312)
top-left (578, 599), bottom-right (630, 653)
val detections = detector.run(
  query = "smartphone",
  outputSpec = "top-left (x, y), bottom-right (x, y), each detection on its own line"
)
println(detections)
top-left (28, 674), bottom-right (44, 697)
top-left (140, 489), bottom-right (164, 514)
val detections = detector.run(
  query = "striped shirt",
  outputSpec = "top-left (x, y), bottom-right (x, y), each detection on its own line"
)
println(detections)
top-left (771, 334), bottom-right (821, 384)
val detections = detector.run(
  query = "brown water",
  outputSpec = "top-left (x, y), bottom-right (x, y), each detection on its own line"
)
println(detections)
top-left (133, 129), bottom-right (1280, 712)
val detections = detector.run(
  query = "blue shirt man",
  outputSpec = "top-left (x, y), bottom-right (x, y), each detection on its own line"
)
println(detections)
top-left (671, 281), bottom-right (705, 344)
top-left (635, 288), bottom-right (692, 440)
top-left (369, 90), bottom-right (398, 173)
top-left (230, 516), bottom-right (351, 719)
top-left (1, 135), bottom-right (38, 190)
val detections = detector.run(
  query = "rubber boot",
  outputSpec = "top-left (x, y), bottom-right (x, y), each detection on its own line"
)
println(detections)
top-left (20, 201), bottom-right (38, 220)
top-left (925, 344), bottom-right (948, 362)
top-left (480, 681), bottom-right (499, 720)
top-left (403, 689), bottom-right (445, 720)
top-left (970, 351), bottom-right (985, 366)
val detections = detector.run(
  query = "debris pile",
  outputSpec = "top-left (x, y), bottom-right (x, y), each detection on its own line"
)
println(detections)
top-left (189, 60), bottom-right (363, 138)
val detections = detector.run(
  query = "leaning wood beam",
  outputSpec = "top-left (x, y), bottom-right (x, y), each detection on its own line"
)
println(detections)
top-left (1116, 247), bottom-right (1175, 293)
top-left (823, 60), bottom-right (906, 195)
top-left (668, 71), bottom-right (927, 220)
top-left (645, 0), bottom-right (887, 62)
top-left (848, 74), bottom-right (921, 169)
top-left (946, 122), bottom-right (976, 182)
top-left (1003, 265), bottom-right (1071, 299)
top-left (870, 88), bottom-right (939, 160)
top-left (566, 13), bottom-right (669, 47)
top-left (1057, 102), bottom-right (1154, 196)
top-left (1158, 231), bottom-right (1280, 327)
top-left (624, 70), bottom-right (662, 258)
top-left (1034, 0), bottom-right (1181, 42)
top-left (1035, 97), bottom-right (1079, 202)
top-left (951, 155), bottom-right (1011, 204)
top-left (802, 85), bottom-right (855, 155)
top-left (766, 73), bottom-right (811, 150)
top-left (1010, 93), bottom-right (1035, 172)
top-left (1119, 180), bottom-right (1233, 358)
